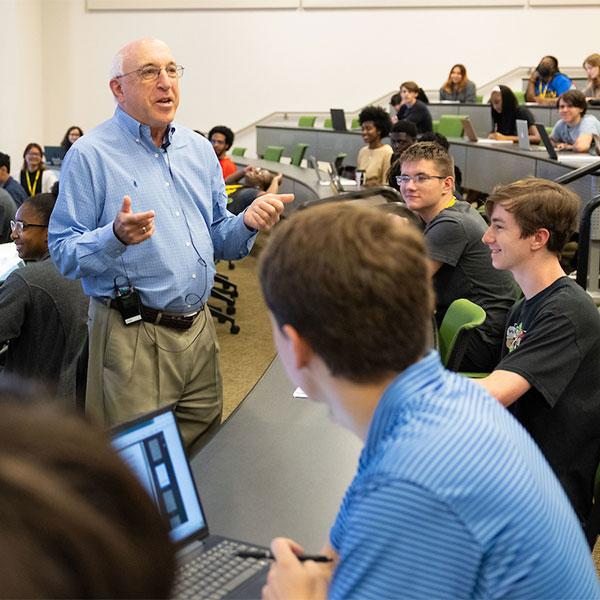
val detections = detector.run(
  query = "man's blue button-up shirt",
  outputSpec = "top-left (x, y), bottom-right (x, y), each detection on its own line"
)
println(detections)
top-left (49, 107), bottom-right (256, 313)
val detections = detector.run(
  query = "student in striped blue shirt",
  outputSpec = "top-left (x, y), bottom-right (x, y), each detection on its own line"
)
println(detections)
top-left (258, 201), bottom-right (599, 600)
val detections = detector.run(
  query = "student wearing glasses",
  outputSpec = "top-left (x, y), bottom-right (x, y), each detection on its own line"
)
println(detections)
top-left (19, 143), bottom-right (57, 197)
top-left (0, 193), bottom-right (88, 407)
top-left (208, 125), bottom-right (237, 180)
top-left (398, 142), bottom-right (517, 373)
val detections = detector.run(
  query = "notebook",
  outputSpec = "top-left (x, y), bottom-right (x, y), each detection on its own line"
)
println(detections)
top-left (516, 119), bottom-right (546, 152)
top-left (330, 108), bottom-right (347, 132)
top-left (461, 117), bottom-right (513, 145)
top-left (112, 406), bottom-right (269, 600)
top-left (44, 145), bottom-right (65, 166)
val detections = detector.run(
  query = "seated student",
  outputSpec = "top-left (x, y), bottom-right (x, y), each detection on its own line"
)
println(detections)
top-left (0, 187), bottom-right (16, 244)
top-left (398, 142), bottom-right (516, 372)
top-left (60, 125), bottom-right (84, 153)
top-left (583, 53), bottom-right (600, 100)
top-left (0, 393), bottom-right (174, 598)
top-left (389, 119), bottom-right (417, 163)
top-left (439, 63), bottom-right (477, 103)
top-left (397, 81), bottom-right (433, 135)
top-left (551, 89), bottom-right (600, 153)
top-left (20, 143), bottom-right (57, 198)
top-left (258, 201), bottom-right (598, 600)
top-left (489, 85), bottom-right (540, 144)
top-left (0, 193), bottom-right (88, 408)
top-left (208, 125), bottom-right (237, 180)
top-left (356, 105), bottom-right (393, 187)
top-left (0, 152), bottom-right (27, 207)
top-left (479, 178), bottom-right (600, 544)
top-left (389, 92), bottom-right (401, 124)
top-left (226, 166), bottom-right (282, 215)
top-left (526, 55), bottom-right (573, 106)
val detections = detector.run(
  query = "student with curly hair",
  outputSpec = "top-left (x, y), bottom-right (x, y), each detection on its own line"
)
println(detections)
top-left (208, 125), bottom-right (237, 180)
top-left (356, 105), bottom-right (393, 187)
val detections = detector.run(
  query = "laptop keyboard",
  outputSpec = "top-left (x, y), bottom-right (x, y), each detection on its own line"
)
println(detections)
top-left (173, 539), bottom-right (269, 600)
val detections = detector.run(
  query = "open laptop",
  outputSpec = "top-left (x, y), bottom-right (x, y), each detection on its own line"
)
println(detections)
top-left (516, 119), bottom-right (546, 152)
top-left (44, 145), bottom-right (65, 166)
top-left (330, 108), bottom-right (347, 132)
top-left (328, 162), bottom-right (358, 191)
top-left (310, 155), bottom-right (331, 186)
top-left (461, 117), bottom-right (513, 145)
top-left (534, 123), bottom-right (600, 164)
top-left (112, 406), bottom-right (269, 600)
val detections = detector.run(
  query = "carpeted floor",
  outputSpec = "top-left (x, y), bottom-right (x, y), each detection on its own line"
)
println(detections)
top-left (213, 254), bottom-right (275, 421)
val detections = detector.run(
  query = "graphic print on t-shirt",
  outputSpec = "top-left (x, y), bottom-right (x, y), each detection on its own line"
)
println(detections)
top-left (506, 322), bottom-right (526, 353)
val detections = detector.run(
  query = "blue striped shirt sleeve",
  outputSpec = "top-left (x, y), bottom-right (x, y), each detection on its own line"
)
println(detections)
top-left (329, 477), bottom-right (481, 600)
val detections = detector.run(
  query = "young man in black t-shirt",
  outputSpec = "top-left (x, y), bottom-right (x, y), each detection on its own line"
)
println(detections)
top-left (479, 177), bottom-right (600, 540)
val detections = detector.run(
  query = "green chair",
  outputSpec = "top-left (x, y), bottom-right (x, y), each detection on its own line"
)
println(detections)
top-left (513, 90), bottom-right (525, 105)
top-left (290, 143), bottom-right (309, 167)
top-left (298, 115), bottom-right (317, 128)
top-left (351, 117), bottom-right (361, 130)
top-left (437, 115), bottom-right (464, 138)
top-left (231, 147), bottom-right (246, 157)
top-left (323, 118), bottom-right (333, 129)
top-left (432, 120), bottom-right (440, 134)
top-left (546, 126), bottom-right (553, 136)
top-left (438, 299), bottom-right (486, 372)
top-left (475, 94), bottom-right (483, 104)
top-left (262, 146), bottom-right (285, 162)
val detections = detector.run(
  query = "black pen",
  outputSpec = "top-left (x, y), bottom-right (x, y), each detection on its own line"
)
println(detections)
top-left (236, 550), bottom-right (333, 563)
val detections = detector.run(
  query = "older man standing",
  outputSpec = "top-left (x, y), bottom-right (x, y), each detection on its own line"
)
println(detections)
top-left (49, 38), bottom-right (291, 454)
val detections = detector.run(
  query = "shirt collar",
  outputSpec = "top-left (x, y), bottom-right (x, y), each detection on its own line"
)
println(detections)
top-left (114, 105), bottom-right (177, 148)
top-left (360, 351), bottom-right (444, 467)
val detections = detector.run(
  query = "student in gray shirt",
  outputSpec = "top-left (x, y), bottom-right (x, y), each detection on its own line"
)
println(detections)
top-left (551, 90), bottom-right (600, 153)
top-left (439, 64), bottom-right (477, 103)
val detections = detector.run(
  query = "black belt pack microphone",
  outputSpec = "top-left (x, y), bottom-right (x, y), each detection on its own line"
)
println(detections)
top-left (114, 283), bottom-right (142, 325)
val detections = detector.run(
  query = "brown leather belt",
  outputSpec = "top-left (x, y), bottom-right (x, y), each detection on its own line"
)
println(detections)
top-left (109, 299), bottom-right (202, 331)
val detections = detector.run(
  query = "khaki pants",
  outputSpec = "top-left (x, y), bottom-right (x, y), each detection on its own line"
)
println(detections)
top-left (86, 299), bottom-right (223, 455)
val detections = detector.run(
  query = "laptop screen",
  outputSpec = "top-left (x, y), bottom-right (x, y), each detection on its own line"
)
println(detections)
top-left (330, 108), bottom-right (347, 132)
top-left (112, 407), bottom-right (207, 545)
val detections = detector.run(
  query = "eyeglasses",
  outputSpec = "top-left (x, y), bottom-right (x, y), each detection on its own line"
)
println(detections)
top-left (10, 220), bottom-right (47, 234)
top-left (396, 174), bottom-right (446, 186)
top-left (114, 64), bottom-right (184, 82)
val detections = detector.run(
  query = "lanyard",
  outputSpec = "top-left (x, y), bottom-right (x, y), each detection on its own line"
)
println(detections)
top-left (539, 81), bottom-right (549, 98)
top-left (25, 170), bottom-right (41, 196)
top-left (446, 197), bottom-right (456, 209)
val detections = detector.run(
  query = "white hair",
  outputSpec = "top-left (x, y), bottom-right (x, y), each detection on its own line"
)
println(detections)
top-left (109, 48), bottom-right (124, 79)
